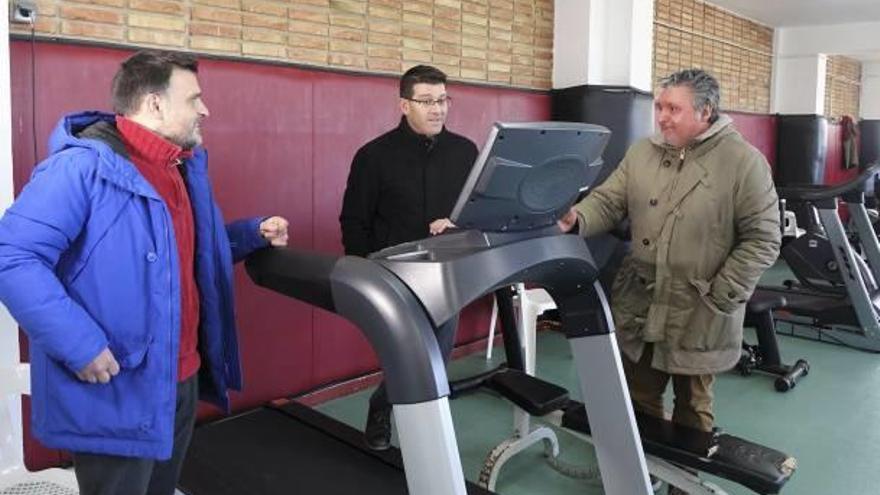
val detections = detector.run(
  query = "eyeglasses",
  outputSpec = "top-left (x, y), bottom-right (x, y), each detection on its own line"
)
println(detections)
top-left (405, 96), bottom-right (452, 108)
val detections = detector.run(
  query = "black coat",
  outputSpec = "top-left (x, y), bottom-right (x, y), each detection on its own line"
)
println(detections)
top-left (340, 118), bottom-right (479, 257)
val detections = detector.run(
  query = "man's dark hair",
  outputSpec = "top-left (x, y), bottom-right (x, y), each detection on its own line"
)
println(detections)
top-left (111, 50), bottom-right (199, 115)
top-left (399, 65), bottom-right (447, 99)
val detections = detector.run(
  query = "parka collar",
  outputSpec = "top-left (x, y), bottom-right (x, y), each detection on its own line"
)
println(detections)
top-left (649, 114), bottom-right (734, 153)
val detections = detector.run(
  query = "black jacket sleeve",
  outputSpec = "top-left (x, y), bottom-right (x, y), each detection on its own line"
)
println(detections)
top-left (339, 147), bottom-right (379, 257)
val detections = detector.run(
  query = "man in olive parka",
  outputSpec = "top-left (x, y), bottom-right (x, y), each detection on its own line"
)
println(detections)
top-left (559, 69), bottom-right (781, 434)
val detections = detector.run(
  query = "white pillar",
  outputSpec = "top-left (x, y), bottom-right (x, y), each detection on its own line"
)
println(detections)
top-left (0, 2), bottom-right (25, 477)
top-left (553, 0), bottom-right (655, 92)
top-left (772, 54), bottom-right (827, 115)
top-left (861, 62), bottom-right (880, 120)
top-left (553, 0), bottom-right (590, 90)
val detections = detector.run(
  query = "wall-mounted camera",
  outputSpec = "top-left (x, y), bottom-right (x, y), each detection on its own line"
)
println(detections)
top-left (12, 0), bottom-right (38, 25)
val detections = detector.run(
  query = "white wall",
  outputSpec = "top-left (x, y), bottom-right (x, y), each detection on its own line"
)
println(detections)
top-left (776, 21), bottom-right (880, 60)
top-left (772, 54), bottom-right (827, 115)
top-left (553, 0), bottom-right (591, 89)
top-left (625, 0), bottom-right (655, 92)
top-left (553, 0), bottom-right (654, 91)
top-left (861, 62), bottom-right (880, 120)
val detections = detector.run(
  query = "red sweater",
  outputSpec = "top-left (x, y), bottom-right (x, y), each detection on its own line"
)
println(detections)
top-left (117, 116), bottom-right (200, 381)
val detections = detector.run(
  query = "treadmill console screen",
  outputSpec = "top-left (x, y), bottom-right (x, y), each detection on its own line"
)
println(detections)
top-left (450, 122), bottom-right (610, 232)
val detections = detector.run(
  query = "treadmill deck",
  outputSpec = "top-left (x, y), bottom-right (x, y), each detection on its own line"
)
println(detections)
top-left (179, 401), bottom-right (494, 495)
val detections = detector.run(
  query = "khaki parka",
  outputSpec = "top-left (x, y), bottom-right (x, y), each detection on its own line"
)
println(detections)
top-left (575, 115), bottom-right (781, 374)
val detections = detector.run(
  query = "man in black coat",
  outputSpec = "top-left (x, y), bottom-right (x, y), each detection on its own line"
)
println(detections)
top-left (339, 65), bottom-right (478, 450)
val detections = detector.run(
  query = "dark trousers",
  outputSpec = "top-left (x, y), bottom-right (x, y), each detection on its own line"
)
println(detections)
top-left (622, 344), bottom-right (715, 432)
top-left (73, 374), bottom-right (199, 495)
top-left (370, 316), bottom-right (459, 409)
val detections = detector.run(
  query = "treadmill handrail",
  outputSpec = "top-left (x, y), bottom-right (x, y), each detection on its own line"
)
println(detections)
top-left (245, 249), bottom-right (450, 405)
top-left (245, 248), bottom-right (337, 311)
top-left (777, 162), bottom-right (880, 202)
top-left (375, 232), bottom-right (611, 339)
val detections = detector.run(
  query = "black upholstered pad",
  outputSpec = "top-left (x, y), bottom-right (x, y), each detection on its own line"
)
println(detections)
top-left (562, 400), bottom-right (796, 495)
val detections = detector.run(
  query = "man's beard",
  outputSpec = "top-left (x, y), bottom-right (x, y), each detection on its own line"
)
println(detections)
top-left (179, 136), bottom-right (200, 150)
top-left (171, 128), bottom-right (201, 150)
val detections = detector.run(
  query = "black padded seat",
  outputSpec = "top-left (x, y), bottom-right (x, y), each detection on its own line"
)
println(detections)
top-left (561, 401), bottom-right (796, 495)
top-left (487, 369), bottom-right (569, 416)
top-left (748, 292), bottom-right (787, 314)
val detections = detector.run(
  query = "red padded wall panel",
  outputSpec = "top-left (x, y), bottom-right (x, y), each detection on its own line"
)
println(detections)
top-left (10, 43), bottom-right (120, 192)
top-left (311, 74), bottom-right (401, 254)
top-left (309, 75), bottom-right (402, 384)
top-left (498, 90), bottom-right (552, 122)
top-left (445, 84), bottom-right (499, 146)
top-left (21, 397), bottom-right (71, 471)
top-left (727, 111), bottom-right (778, 171)
top-left (196, 60), bottom-right (317, 410)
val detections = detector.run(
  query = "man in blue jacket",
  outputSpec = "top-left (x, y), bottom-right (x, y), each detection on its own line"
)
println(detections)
top-left (0, 50), bottom-right (288, 495)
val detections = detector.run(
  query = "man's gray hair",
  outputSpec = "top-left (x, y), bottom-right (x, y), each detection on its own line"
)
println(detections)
top-left (659, 69), bottom-right (720, 122)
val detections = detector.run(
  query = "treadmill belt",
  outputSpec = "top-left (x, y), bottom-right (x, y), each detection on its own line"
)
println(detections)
top-left (179, 401), bottom-right (494, 495)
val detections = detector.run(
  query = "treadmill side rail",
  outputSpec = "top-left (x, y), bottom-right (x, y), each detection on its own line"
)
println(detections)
top-left (330, 256), bottom-right (452, 405)
top-left (845, 199), bottom-right (880, 289)
top-left (570, 330), bottom-right (653, 495)
top-left (816, 208), bottom-right (880, 339)
top-left (394, 398), bottom-right (468, 495)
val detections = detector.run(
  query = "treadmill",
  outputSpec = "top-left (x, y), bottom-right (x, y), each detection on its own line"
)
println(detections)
top-left (179, 122), bottom-right (654, 494)
top-left (755, 163), bottom-right (880, 351)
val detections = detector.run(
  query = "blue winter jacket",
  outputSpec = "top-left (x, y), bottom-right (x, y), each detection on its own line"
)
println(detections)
top-left (0, 112), bottom-right (268, 459)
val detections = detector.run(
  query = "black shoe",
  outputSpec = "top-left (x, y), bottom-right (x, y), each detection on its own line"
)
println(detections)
top-left (364, 403), bottom-right (392, 451)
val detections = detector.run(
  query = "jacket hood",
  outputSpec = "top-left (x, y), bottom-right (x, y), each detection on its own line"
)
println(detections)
top-left (47, 111), bottom-right (121, 156)
top-left (44, 111), bottom-right (207, 199)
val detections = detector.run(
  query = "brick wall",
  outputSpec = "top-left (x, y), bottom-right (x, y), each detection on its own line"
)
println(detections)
top-left (10, 0), bottom-right (553, 89)
top-left (653, 0), bottom-right (773, 113)
top-left (825, 55), bottom-right (861, 119)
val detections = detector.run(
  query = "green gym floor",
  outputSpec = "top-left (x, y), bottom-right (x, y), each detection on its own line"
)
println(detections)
top-left (316, 265), bottom-right (880, 494)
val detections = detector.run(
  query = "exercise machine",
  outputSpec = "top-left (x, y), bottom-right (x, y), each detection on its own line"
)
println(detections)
top-left (754, 163), bottom-right (880, 351)
top-left (179, 122), bottom-right (655, 495)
